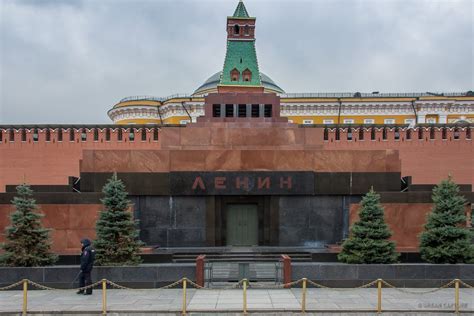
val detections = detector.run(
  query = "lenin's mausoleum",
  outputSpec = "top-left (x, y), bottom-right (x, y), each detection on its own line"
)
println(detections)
top-left (0, 1), bottom-right (473, 254)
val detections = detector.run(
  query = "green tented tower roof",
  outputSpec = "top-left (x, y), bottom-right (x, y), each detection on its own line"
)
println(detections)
top-left (233, 0), bottom-right (250, 18)
top-left (219, 1), bottom-right (262, 87)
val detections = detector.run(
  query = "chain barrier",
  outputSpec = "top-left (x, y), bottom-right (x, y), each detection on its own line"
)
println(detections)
top-left (0, 277), bottom-right (473, 315)
top-left (0, 279), bottom-right (24, 291)
top-left (381, 279), bottom-right (457, 294)
top-left (306, 278), bottom-right (378, 290)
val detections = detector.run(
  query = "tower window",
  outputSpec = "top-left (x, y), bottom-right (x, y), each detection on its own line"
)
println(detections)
top-left (213, 104), bottom-right (221, 117)
top-left (238, 104), bottom-right (247, 117)
top-left (251, 104), bottom-right (259, 117)
top-left (230, 68), bottom-right (240, 81)
top-left (242, 68), bottom-right (252, 82)
top-left (225, 104), bottom-right (234, 117)
top-left (264, 104), bottom-right (272, 117)
top-left (244, 25), bottom-right (249, 35)
top-left (233, 24), bottom-right (240, 35)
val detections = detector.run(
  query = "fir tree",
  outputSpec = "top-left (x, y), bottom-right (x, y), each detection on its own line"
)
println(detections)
top-left (94, 174), bottom-right (143, 265)
top-left (420, 177), bottom-right (473, 263)
top-left (338, 188), bottom-right (399, 264)
top-left (0, 184), bottom-right (57, 266)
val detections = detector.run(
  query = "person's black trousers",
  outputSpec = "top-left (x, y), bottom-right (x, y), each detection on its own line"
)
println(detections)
top-left (78, 271), bottom-right (93, 294)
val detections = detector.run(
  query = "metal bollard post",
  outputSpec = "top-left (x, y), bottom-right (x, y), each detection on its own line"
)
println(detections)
top-left (454, 279), bottom-right (460, 314)
top-left (377, 279), bottom-right (382, 314)
top-left (243, 279), bottom-right (248, 315)
top-left (301, 278), bottom-right (307, 313)
top-left (182, 278), bottom-right (187, 315)
top-left (22, 279), bottom-right (28, 316)
top-left (101, 279), bottom-right (107, 315)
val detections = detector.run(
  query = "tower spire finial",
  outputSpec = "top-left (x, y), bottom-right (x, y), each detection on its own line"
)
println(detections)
top-left (233, 0), bottom-right (250, 18)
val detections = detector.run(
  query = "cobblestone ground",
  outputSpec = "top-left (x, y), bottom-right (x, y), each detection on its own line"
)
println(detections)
top-left (0, 288), bottom-right (472, 314)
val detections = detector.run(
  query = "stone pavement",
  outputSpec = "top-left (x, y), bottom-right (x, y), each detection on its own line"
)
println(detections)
top-left (0, 288), bottom-right (473, 314)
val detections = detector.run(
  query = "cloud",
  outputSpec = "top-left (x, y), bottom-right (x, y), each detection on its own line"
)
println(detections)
top-left (0, 0), bottom-right (472, 123)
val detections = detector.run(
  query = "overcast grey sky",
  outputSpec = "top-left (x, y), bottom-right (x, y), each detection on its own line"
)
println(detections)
top-left (0, 0), bottom-right (472, 124)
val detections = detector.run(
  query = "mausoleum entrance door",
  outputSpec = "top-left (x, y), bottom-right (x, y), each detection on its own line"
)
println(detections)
top-left (226, 204), bottom-right (258, 246)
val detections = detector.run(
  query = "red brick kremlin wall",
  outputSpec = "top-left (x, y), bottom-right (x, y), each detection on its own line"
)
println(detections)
top-left (0, 124), bottom-right (472, 192)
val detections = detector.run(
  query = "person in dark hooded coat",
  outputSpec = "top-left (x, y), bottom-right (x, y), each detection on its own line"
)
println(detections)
top-left (77, 238), bottom-right (95, 295)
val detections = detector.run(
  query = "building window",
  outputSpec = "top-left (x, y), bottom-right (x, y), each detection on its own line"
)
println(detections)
top-left (323, 119), bottom-right (334, 124)
top-left (343, 119), bottom-right (354, 124)
top-left (105, 128), bottom-right (110, 141)
top-left (384, 118), bottom-right (395, 124)
top-left (251, 104), bottom-right (259, 117)
top-left (406, 129), bottom-right (412, 140)
top-left (323, 128), bottom-right (328, 141)
top-left (233, 24), bottom-right (240, 35)
top-left (9, 130), bottom-right (15, 142)
top-left (242, 68), bottom-right (252, 82)
top-left (118, 129), bottom-right (123, 141)
top-left (213, 104), bottom-right (221, 117)
top-left (442, 128), bottom-right (447, 140)
top-left (430, 128), bottom-right (435, 140)
top-left (93, 128), bottom-right (99, 141)
top-left (153, 128), bottom-right (159, 141)
top-left (141, 129), bottom-right (147, 141)
top-left (21, 129), bottom-right (26, 142)
top-left (347, 128), bottom-right (353, 140)
top-left (129, 130), bottom-right (135, 141)
top-left (359, 128), bottom-right (364, 140)
top-left (69, 129), bottom-right (75, 142)
top-left (371, 128), bottom-right (376, 140)
top-left (426, 118), bottom-right (436, 124)
top-left (303, 119), bottom-right (313, 125)
top-left (230, 68), bottom-right (240, 81)
top-left (394, 127), bottom-right (400, 140)
top-left (45, 129), bottom-right (51, 142)
top-left (405, 118), bottom-right (415, 125)
top-left (244, 25), bottom-right (249, 35)
top-left (364, 119), bottom-right (374, 124)
top-left (264, 104), bottom-right (272, 117)
top-left (225, 104), bottom-right (234, 117)
top-left (238, 104), bottom-right (247, 117)
top-left (33, 129), bottom-right (39, 142)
